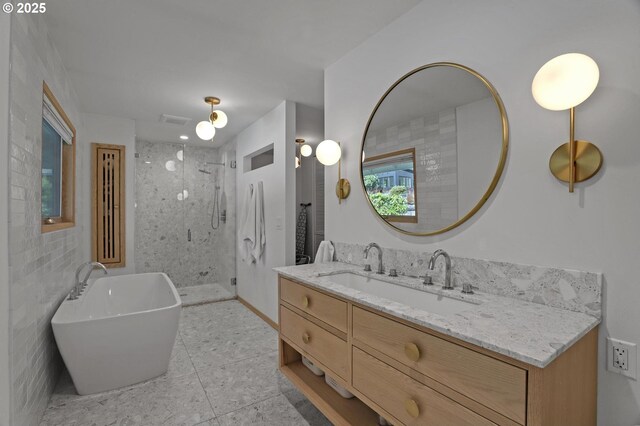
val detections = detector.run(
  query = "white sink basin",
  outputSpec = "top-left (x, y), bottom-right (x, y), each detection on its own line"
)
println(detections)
top-left (323, 272), bottom-right (475, 316)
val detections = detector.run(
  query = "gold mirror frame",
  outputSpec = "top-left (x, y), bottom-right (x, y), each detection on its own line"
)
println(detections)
top-left (359, 62), bottom-right (509, 236)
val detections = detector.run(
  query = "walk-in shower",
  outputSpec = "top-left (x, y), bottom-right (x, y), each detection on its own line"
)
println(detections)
top-left (134, 141), bottom-right (237, 305)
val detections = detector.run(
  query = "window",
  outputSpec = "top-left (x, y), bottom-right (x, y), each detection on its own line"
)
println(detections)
top-left (41, 82), bottom-right (76, 233)
top-left (362, 148), bottom-right (418, 223)
top-left (41, 120), bottom-right (62, 218)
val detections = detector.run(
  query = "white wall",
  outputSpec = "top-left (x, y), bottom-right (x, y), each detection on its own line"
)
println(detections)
top-left (236, 101), bottom-right (296, 322)
top-left (81, 113), bottom-right (136, 275)
top-left (0, 12), bottom-right (12, 426)
top-left (324, 1), bottom-right (640, 424)
top-left (457, 97), bottom-right (502, 215)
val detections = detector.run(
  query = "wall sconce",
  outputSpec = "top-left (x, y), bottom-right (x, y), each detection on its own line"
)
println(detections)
top-left (317, 139), bottom-right (350, 203)
top-left (532, 53), bottom-right (603, 192)
top-left (196, 96), bottom-right (228, 141)
top-left (294, 138), bottom-right (313, 168)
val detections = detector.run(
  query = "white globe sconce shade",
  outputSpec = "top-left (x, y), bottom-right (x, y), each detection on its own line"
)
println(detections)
top-left (316, 140), bottom-right (342, 166)
top-left (532, 53), bottom-right (599, 111)
top-left (196, 120), bottom-right (216, 140)
top-left (300, 144), bottom-right (313, 157)
top-left (210, 110), bottom-right (228, 128)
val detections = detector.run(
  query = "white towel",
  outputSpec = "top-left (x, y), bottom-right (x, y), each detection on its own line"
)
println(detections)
top-left (240, 182), bottom-right (266, 263)
top-left (314, 241), bottom-right (334, 263)
top-left (251, 181), bottom-right (266, 262)
top-left (239, 184), bottom-right (254, 263)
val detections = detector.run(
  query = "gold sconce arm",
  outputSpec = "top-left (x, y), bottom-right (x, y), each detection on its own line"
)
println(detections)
top-left (336, 142), bottom-right (351, 204)
top-left (548, 107), bottom-right (602, 193)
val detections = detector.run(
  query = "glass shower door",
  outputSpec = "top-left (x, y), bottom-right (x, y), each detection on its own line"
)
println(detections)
top-left (180, 144), bottom-right (236, 301)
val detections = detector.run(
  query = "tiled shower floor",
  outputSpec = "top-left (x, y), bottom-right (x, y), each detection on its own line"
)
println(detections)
top-left (178, 283), bottom-right (236, 307)
top-left (39, 301), bottom-right (331, 426)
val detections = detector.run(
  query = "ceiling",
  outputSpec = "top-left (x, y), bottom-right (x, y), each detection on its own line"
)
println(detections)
top-left (44, 0), bottom-right (422, 147)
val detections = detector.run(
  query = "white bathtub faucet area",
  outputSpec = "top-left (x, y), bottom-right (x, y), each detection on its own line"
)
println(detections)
top-left (52, 272), bottom-right (182, 395)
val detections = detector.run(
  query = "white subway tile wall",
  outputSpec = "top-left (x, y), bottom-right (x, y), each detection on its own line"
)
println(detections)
top-left (8, 13), bottom-right (86, 426)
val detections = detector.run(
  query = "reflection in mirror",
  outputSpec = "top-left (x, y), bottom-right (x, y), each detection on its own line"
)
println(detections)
top-left (361, 63), bottom-right (508, 236)
top-left (363, 148), bottom-right (417, 223)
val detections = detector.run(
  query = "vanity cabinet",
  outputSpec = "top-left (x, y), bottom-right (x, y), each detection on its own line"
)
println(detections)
top-left (278, 276), bottom-right (597, 426)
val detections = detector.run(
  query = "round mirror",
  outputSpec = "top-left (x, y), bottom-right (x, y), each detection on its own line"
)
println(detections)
top-left (360, 63), bottom-right (508, 236)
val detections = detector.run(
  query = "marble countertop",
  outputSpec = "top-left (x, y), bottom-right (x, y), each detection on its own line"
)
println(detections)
top-left (274, 262), bottom-right (600, 368)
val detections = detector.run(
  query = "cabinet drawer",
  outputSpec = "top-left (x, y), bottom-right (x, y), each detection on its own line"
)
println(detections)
top-left (353, 347), bottom-right (496, 426)
top-left (353, 307), bottom-right (526, 424)
top-left (280, 277), bottom-right (348, 333)
top-left (280, 305), bottom-right (348, 380)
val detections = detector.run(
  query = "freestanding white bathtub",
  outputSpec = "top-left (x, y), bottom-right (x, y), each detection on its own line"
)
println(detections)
top-left (52, 272), bottom-right (182, 395)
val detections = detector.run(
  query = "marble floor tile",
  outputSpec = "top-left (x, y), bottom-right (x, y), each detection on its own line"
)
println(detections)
top-left (195, 420), bottom-right (220, 426)
top-left (184, 322), bottom-right (278, 369)
top-left (217, 394), bottom-right (319, 426)
top-left (179, 283), bottom-right (236, 307)
top-left (180, 300), bottom-right (266, 334)
top-left (40, 372), bottom-right (215, 426)
top-left (167, 335), bottom-right (197, 378)
top-left (199, 351), bottom-right (294, 416)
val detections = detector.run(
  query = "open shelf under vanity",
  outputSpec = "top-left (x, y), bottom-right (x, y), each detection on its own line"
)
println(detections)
top-left (279, 341), bottom-right (379, 425)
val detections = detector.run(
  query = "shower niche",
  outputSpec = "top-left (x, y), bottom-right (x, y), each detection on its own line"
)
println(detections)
top-left (135, 140), bottom-right (237, 299)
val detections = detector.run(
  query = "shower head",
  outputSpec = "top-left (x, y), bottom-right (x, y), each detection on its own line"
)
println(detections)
top-left (198, 169), bottom-right (212, 175)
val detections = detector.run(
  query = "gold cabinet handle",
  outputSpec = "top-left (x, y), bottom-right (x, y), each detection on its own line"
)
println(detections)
top-left (302, 332), bottom-right (311, 344)
top-left (405, 399), bottom-right (420, 418)
top-left (404, 342), bottom-right (421, 362)
top-left (302, 296), bottom-right (310, 308)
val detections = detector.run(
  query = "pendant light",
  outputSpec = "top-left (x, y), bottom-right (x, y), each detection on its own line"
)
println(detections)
top-left (196, 97), bottom-right (228, 141)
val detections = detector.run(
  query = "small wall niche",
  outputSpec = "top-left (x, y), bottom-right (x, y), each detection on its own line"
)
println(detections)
top-left (244, 143), bottom-right (274, 172)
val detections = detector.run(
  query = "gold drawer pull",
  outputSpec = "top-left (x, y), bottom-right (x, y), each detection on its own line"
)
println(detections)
top-left (404, 342), bottom-right (421, 362)
top-left (302, 332), bottom-right (311, 344)
top-left (405, 399), bottom-right (420, 418)
top-left (302, 296), bottom-right (310, 308)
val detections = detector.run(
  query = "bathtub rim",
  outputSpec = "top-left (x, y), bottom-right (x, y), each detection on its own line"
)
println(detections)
top-left (52, 272), bottom-right (182, 326)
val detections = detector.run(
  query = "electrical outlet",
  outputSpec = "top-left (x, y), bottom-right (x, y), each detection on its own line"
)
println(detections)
top-left (607, 337), bottom-right (637, 380)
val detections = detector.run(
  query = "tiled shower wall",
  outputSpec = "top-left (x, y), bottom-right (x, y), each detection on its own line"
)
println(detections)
top-left (135, 140), bottom-right (236, 291)
top-left (364, 109), bottom-right (458, 232)
top-left (7, 13), bottom-right (86, 426)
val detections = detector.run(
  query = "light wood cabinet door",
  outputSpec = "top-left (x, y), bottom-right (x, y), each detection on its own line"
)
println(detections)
top-left (353, 306), bottom-right (526, 424)
top-left (280, 278), bottom-right (347, 332)
top-left (280, 305), bottom-right (349, 380)
top-left (353, 347), bottom-right (496, 426)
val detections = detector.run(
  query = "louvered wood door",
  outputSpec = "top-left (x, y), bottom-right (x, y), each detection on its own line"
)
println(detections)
top-left (92, 144), bottom-right (125, 267)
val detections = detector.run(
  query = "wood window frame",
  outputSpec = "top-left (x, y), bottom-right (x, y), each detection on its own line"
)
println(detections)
top-left (91, 143), bottom-right (126, 268)
top-left (41, 81), bottom-right (76, 233)
top-left (363, 147), bottom-right (418, 224)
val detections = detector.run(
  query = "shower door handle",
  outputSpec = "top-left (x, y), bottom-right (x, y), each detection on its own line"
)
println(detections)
top-left (187, 229), bottom-right (191, 242)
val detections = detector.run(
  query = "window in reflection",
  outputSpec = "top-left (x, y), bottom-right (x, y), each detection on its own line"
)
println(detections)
top-left (362, 148), bottom-right (417, 223)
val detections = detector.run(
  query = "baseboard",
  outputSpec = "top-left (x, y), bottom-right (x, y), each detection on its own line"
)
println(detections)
top-left (237, 296), bottom-right (279, 331)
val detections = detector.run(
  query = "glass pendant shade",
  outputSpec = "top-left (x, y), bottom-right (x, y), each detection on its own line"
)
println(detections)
top-left (316, 139), bottom-right (341, 166)
top-left (532, 53), bottom-right (599, 111)
top-left (211, 110), bottom-right (228, 128)
top-left (300, 144), bottom-right (312, 157)
top-left (196, 120), bottom-right (216, 140)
